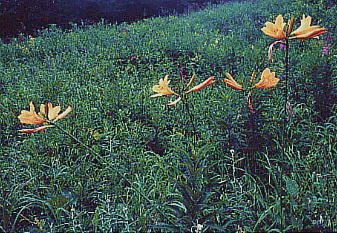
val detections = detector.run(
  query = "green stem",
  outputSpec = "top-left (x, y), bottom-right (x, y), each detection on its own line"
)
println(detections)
top-left (280, 38), bottom-right (290, 230)
top-left (285, 38), bottom-right (289, 126)
top-left (54, 124), bottom-right (101, 158)
top-left (183, 98), bottom-right (197, 151)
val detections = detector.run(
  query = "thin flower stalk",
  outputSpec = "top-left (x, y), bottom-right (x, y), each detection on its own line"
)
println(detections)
top-left (246, 90), bottom-right (255, 114)
top-left (284, 38), bottom-right (290, 123)
top-left (261, 14), bottom-right (327, 123)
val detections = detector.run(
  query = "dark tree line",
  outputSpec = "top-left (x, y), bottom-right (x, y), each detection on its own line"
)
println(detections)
top-left (0, 0), bottom-right (232, 41)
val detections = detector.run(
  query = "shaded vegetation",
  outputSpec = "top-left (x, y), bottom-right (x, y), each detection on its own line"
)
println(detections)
top-left (0, 0), bottom-right (234, 41)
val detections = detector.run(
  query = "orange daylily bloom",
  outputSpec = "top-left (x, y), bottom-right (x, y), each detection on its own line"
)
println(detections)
top-left (261, 15), bottom-right (286, 39)
top-left (185, 77), bottom-right (215, 93)
top-left (290, 15), bottom-right (327, 39)
top-left (225, 69), bottom-right (279, 90)
top-left (253, 68), bottom-right (279, 89)
top-left (224, 73), bottom-right (243, 90)
top-left (150, 75), bottom-right (178, 98)
top-left (18, 102), bottom-right (73, 133)
top-left (151, 74), bottom-right (215, 105)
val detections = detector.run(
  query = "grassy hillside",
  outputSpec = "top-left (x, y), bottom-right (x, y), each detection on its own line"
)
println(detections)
top-left (0, 0), bottom-right (336, 231)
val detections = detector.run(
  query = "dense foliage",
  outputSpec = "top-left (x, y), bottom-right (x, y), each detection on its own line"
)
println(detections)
top-left (0, 0), bottom-right (336, 232)
top-left (0, 0), bottom-right (233, 40)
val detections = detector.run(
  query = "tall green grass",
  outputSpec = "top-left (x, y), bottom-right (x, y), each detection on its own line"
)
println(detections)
top-left (1, 0), bottom-right (336, 231)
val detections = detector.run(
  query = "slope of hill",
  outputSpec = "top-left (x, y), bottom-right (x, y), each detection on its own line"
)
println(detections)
top-left (0, 0), bottom-right (336, 231)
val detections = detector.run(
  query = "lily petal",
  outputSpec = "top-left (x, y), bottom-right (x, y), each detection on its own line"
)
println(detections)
top-left (290, 28), bottom-right (327, 39)
top-left (185, 74), bottom-right (196, 89)
top-left (19, 125), bottom-right (54, 134)
top-left (54, 106), bottom-right (73, 121)
top-left (39, 104), bottom-right (47, 118)
top-left (150, 93), bottom-right (163, 98)
top-left (167, 97), bottom-right (182, 106)
top-left (261, 15), bottom-right (286, 39)
top-left (290, 15), bottom-right (327, 40)
top-left (47, 103), bottom-right (61, 121)
top-left (18, 102), bottom-right (46, 124)
top-left (186, 77), bottom-right (215, 93)
top-left (254, 68), bottom-right (279, 89)
top-left (224, 73), bottom-right (243, 90)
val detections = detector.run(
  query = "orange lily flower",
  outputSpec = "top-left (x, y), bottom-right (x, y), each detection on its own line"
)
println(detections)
top-left (261, 15), bottom-right (286, 39)
top-left (18, 102), bottom-right (73, 133)
top-left (253, 68), bottom-right (279, 89)
top-left (224, 73), bottom-right (243, 90)
top-left (290, 15), bottom-right (327, 39)
top-left (150, 75), bottom-right (178, 98)
top-left (185, 77), bottom-right (215, 93)
top-left (225, 69), bottom-right (279, 90)
top-left (151, 75), bottom-right (216, 105)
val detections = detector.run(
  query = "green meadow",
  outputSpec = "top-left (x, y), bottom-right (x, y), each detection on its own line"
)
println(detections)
top-left (1, 0), bottom-right (336, 231)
